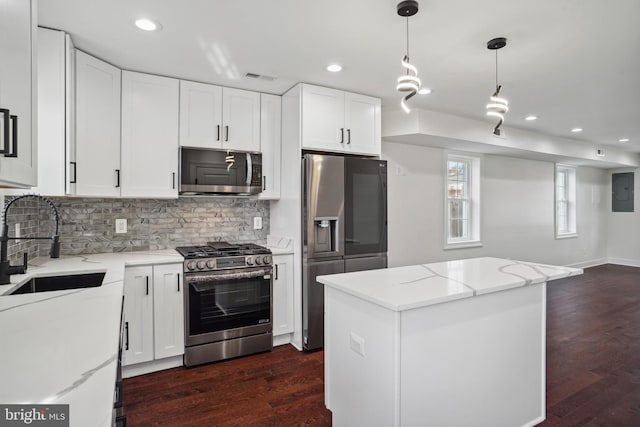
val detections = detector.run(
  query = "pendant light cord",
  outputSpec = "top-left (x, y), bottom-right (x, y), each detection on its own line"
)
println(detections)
top-left (405, 17), bottom-right (410, 75)
top-left (495, 49), bottom-right (499, 91)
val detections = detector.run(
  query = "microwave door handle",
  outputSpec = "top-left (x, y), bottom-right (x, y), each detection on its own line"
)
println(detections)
top-left (245, 152), bottom-right (252, 186)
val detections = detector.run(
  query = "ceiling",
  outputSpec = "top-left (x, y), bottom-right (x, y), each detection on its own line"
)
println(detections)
top-left (39, 0), bottom-right (640, 152)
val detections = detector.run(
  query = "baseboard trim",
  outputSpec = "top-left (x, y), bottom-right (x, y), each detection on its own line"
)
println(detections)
top-left (566, 258), bottom-right (609, 269)
top-left (606, 257), bottom-right (640, 268)
top-left (273, 333), bottom-right (293, 347)
top-left (123, 355), bottom-right (183, 378)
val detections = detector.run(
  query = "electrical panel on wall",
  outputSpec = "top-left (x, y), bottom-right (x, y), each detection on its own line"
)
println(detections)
top-left (612, 172), bottom-right (634, 212)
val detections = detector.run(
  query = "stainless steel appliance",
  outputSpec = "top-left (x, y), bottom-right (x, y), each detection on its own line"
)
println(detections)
top-left (302, 154), bottom-right (388, 351)
top-left (179, 147), bottom-right (263, 195)
top-left (176, 242), bottom-right (273, 367)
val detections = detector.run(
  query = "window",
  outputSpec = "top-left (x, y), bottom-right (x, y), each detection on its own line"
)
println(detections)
top-left (445, 153), bottom-right (481, 249)
top-left (555, 164), bottom-right (577, 238)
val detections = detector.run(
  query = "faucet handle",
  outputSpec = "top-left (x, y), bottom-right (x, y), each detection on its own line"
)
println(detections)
top-left (22, 252), bottom-right (28, 270)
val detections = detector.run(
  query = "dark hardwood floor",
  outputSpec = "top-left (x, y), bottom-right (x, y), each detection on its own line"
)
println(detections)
top-left (123, 264), bottom-right (640, 426)
top-left (540, 264), bottom-right (640, 426)
top-left (123, 345), bottom-right (331, 426)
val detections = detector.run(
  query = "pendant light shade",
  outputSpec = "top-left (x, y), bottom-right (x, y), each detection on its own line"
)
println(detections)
top-left (486, 37), bottom-right (508, 135)
top-left (396, 1), bottom-right (422, 113)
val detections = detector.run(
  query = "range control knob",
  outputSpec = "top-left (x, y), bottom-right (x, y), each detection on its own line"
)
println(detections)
top-left (206, 260), bottom-right (215, 269)
top-left (263, 255), bottom-right (272, 265)
top-left (246, 256), bottom-right (254, 266)
top-left (186, 261), bottom-right (196, 271)
top-left (196, 260), bottom-right (206, 270)
top-left (255, 257), bottom-right (262, 265)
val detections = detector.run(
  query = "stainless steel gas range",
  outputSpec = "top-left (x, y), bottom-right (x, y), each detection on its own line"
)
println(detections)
top-left (175, 242), bottom-right (273, 367)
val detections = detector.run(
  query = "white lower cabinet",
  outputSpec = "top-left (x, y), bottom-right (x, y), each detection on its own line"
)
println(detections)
top-left (153, 263), bottom-right (185, 359)
top-left (272, 254), bottom-right (294, 337)
top-left (123, 263), bottom-right (184, 369)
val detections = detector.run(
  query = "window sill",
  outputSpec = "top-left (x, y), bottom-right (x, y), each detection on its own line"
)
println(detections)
top-left (444, 240), bottom-right (484, 250)
top-left (555, 233), bottom-right (578, 240)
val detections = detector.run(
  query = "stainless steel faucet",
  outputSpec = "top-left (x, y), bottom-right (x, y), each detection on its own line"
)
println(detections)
top-left (0, 194), bottom-right (60, 285)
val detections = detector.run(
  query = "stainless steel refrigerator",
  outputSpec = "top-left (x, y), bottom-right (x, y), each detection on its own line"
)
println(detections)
top-left (302, 154), bottom-right (388, 351)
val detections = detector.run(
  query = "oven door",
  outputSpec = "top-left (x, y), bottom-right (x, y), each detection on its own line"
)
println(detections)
top-left (184, 267), bottom-right (272, 347)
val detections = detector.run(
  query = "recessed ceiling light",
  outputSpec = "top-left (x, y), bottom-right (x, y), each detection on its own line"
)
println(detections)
top-left (135, 18), bottom-right (161, 32)
top-left (571, 127), bottom-right (583, 133)
top-left (326, 64), bottom-right (342, 73)
top-left (619, 138), bottom-right (630, 142)
top-left (418, 88), bottom-right (432, 95)
top-left (524, 115), bottom-right (537, 121)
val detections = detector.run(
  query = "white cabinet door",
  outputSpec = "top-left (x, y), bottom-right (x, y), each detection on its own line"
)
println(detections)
top-left (301, 84), bottom-right (345, 152)
top-left (272, 254), bottom-right (294, 336)
top-left (75, 50), bottom-right (121, 197)
top-left (179, 80), bottom-right (223, 149)
top-left (121, 71), bottom-right (179, 198)
top-left (344, 92), bottom-right (381, 156)
top-left (222, 87), bottom-right (260, 152)
top-left (0, 0), bottom-right (36, 187)
top-left (27, 27), bottom-right (66, 196)
top-left (153, 263), bottom-right (185, 359)
top-left (123, 266), bottom-right (154, 366)
top-left (259, 93), bottom-right (281, 200)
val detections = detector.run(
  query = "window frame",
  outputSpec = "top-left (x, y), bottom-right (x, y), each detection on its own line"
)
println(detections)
top-left (444, 152), bottom-right (482, 250)
top-left (555, 163), bottom-right (578, 239)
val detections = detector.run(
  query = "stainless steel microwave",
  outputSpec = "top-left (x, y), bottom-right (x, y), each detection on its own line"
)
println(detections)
top-left (179, 148), bottom-right (262, 195)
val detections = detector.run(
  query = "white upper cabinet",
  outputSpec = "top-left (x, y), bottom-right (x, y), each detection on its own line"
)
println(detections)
top-left (344, 92), bottom-right (381, 155)
top-left (22, 27), bottom-right (74, 197)
top-left (179, 81), bottom-right (260, 152)
top-left (179, 80), bottom-right (223, 149)
top-left (259, 93), bottom-right (281, 200)
top-left (222, 87), bottom-right (261, 152)
top-left (75, 50), bottom-right (121, 197)
top-left (301, 83), bottom-right (381, 156)
top-left (121, 71), bottom-right (179, 198)
top-left (301, 85), bottom-right (345, 151)
top-left (0, 0), bottom-right (37, 187)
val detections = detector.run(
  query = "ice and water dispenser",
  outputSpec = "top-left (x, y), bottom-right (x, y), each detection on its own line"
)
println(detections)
top-left (313, 217), bottom-right (339, 253)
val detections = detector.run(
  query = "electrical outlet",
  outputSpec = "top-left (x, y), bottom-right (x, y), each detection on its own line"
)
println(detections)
top-left (253, 216), bottom-right (263, 230)
top-left (115, 218), bottom-right (127, 234)
top-left (350, 332), bottom-right (366, 357)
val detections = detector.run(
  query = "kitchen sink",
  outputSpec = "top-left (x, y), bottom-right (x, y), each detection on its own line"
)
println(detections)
top-left (8, 272), bottom-right (106, 295)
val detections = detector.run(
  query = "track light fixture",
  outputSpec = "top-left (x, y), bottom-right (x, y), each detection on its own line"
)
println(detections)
top-left (396, 1), bottom-right (422, 113)
top-left (486, 37), bottom-right (509, 135)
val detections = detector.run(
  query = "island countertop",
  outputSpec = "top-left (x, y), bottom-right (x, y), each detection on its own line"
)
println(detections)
top-left (0, 250), bottom-right (183, 427)
top-left (317, 256), bottom-right (582, 311)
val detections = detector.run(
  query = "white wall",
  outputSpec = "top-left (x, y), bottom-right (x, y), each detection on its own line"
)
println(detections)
top-left (607, 167), bottom-right (640, 265)
top-left (383, 141), bottom-right (609, 268)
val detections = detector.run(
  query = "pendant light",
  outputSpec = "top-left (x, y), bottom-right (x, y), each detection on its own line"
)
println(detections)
top-left (396, 1), bottom-right (421, 113)
top-left (486, 37), bottom-right (509, 135)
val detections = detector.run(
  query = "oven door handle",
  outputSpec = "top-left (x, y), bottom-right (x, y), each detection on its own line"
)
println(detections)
top-left (187, 268), bottom-right (271, 292)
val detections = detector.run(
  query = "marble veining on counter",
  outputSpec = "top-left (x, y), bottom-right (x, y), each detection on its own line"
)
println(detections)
top-left (0, 249), bottom-right (184, 427)
top-left (317, 256), bottom-right (582, 311)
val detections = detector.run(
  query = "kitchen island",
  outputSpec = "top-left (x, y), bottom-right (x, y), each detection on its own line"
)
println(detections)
top-left (318, 257), bottom-right (582, 427)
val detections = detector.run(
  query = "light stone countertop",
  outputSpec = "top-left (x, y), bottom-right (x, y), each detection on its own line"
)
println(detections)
top-left (317, 256), bottom-right (583, 311)
top-left (266, 235), bottom-right (294, 255)
top-left (0, 250), bottom-right (184, 427)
